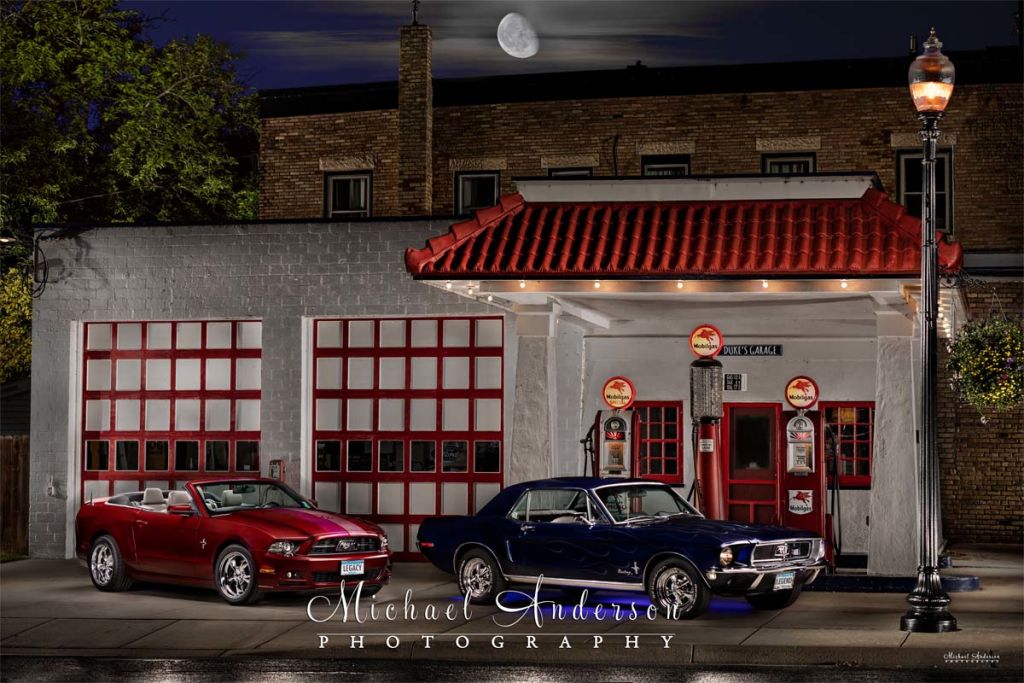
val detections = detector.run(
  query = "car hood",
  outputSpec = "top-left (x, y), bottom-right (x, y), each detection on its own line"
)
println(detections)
top-left (219, 508), bottom-right (381, 538)
top-left (633, 516), bottom-right (819, 544)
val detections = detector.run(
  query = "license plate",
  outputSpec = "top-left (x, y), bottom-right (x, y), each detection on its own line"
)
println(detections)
top-left (774, 571), bottom-right (795, 590)
top-left (340, 559), bottom-right (365, 576)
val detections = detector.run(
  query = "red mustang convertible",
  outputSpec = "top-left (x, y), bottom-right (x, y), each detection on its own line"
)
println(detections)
top-left (75, 478), bottom-right (390, 604)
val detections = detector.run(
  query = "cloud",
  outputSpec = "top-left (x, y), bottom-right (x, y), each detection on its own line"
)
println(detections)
top-left (246, 0), bottom-right (740, 77)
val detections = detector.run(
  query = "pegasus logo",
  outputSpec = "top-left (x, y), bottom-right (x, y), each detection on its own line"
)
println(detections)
top-left (774, 544), bottom-right (791, 560)
top-left (607, 380), bottom-right (629, 393)
top-left (791, 379), bottom-right (814, 393)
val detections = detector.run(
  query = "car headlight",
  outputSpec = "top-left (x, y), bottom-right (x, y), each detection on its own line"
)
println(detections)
top-left (380, 534), bottom-right (389, 550)
top-left (268, 540), bottom-right (300, 556)
top-left (719, 547), bottom-right (734, 566)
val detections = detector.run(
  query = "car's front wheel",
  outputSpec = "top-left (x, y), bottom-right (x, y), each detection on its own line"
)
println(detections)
top-left (745, 585), bottom-right (802, 610)
top-left (88, 534), bottom-right (133, 592)
top-left (647, 558), bottom-right (711, 619)
top-left (457, 548), bottom-right (507, 605)
top-left (215, 544), bottom-right (263, 605)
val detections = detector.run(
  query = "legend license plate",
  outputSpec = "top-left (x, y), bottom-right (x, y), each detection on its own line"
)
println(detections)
top-left (340, 559), bottom-right (365, 576)
top-left (774, 571), bottom-right (795, 590)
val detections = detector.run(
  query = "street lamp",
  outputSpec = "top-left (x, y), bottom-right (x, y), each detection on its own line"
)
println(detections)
top-left (900, 28), bottom-right (957, 634)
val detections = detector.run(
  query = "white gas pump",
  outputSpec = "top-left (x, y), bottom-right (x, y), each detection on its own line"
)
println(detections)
top-left (596, 410), bottom-right (634, 478)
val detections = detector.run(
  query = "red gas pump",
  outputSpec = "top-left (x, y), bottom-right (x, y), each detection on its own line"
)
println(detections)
top-left (688, 325), bottom-right (725, 520)
top-left (778, 377), bottom-right (830, 566)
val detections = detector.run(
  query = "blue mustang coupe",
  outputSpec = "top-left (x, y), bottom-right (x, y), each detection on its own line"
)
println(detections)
top-left (417, 477), bottom-right (825, 619)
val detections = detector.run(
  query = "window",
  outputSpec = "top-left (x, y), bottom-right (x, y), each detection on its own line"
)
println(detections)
top-left (898, 149), bottom-right (952, 232)
top-left (641, 154), bottom-right (690, 177)
top-left (762, 153), bottom-right (816, 175)
top-left (822, 403), bottom-right (874, 489)
top-left (634, 402), bottom-right (684, 484)
top-left (548, 167), bottom-right (592, 178)
top-left (81, 320), bottom-right (262, 500)
top-left (324, 172), bottom-right (371, 218)
top-left (455, 172), bottom-right (499, 214)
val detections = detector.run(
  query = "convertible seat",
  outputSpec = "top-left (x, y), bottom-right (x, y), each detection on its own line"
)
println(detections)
top-left (167, 490), bottom-right (192, 507)
top-left (221, 490), bottom-right (242, 507)
top-left (141, 487), bottom-right (166, 511)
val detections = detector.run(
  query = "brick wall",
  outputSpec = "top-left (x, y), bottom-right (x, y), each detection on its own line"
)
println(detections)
top-left (259, 111), bottom-right (400, 219)
top-left (261, 83), bottom-right (1022, 252)
top-left (938, 281), bottom-right (1024, 543)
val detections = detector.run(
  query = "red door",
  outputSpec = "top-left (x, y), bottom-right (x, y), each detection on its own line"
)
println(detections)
top-left (721, 403), bottom-right (780, 525)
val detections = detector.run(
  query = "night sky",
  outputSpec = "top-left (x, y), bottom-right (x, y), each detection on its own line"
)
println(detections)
top-left (123, 0), bottom-right (1020, 90)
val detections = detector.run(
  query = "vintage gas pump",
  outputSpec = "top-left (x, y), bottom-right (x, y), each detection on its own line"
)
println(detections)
top-left (688, 325), bottom-right (725, 520)
top-left (778, 376), bottom-right (828, 560)
top-left (594, 376), bottom-right (637, 478)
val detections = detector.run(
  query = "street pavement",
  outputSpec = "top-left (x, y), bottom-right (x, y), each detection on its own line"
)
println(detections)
top-left (1, 544), bottom-right (1020, 677)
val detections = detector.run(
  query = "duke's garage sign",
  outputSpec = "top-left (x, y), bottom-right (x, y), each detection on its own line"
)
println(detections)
top-left (602, 376), bottom-right (636, 410)
top-left (784, 376), bottom-right (819, 409)
top-left (689, 324), bottom-right (723, 358)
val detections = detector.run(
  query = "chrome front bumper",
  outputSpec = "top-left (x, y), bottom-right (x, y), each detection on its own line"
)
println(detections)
top-left (704, 562), bottom-right (826, 594)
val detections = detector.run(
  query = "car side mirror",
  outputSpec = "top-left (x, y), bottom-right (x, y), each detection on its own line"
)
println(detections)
top-left (309, 499), bottom-right (319, 509)
top-left (168, 503), bottom-right (194, 516)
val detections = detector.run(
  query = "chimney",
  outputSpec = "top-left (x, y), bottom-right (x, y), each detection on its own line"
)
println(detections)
top-left (398, 13), bottom-right (433, 215)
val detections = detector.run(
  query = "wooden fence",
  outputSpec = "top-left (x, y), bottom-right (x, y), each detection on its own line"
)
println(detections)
top-left (1, 435), bottom-right (30, 556)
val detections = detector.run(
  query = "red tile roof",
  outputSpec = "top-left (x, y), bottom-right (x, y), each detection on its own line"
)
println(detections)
top-left (405, 189), bottom-right (962, 279)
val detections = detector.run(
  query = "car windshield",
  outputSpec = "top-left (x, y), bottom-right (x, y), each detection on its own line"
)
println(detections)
top-left (596, 484), bottom-right (699, 523)
top-left (194, 481), bottom-right (313, 514)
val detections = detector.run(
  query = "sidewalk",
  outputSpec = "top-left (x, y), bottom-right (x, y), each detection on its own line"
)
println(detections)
top-left (1, 544), bottom-right (1021, 672)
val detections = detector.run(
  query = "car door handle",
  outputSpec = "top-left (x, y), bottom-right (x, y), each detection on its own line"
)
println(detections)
top-left (135, 519), bottom-right (148, 526)
top-left (521, 524), bottom-right (535, 533)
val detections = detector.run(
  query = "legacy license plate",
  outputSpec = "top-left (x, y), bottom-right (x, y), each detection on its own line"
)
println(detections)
top-left (340, 559), bottom-right (365, 576)
top-left (774, 571), bottom-right (795, 590)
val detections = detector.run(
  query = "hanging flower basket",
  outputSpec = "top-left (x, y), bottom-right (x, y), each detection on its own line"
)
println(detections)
top-left (947, 317), bottom-right (1024, 411)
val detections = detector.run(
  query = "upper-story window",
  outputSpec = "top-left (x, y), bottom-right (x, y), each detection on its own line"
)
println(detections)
top-left (455, 171), bottom-right (499, 215)
top-left (898, 149), bottom-right (953, 233)
top-left (548, 167), bottom-right (593, 178)
top-left (762, 153), bottom-right (816, 174)
top-left (641, 154), bottom-right (690, 177)
top-left (324, 172), bottom-right (371, 218)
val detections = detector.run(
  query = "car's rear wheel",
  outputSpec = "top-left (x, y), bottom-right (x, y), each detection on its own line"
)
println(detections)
top-left (646, 558), bottom-right (710, 619)
top-left (215, 544), bottom-right (263, 605)
top-left (457, 548), bottom-right (506, 605)
top-left (746, 585), bottom-right (802, 610)
top-left (89, 535), bottom-right (133, 592)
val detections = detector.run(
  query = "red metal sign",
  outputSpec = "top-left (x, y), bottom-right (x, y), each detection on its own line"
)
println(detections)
top-left (689, 324), bottom-right (724, 358)
top-left (784, 376), bottom-right (820, 410)
top-left (601, 376), bottom-right (636, 410)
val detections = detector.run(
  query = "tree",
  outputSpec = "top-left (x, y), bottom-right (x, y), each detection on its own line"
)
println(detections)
top-left (0, 0), bottom-right (258, 381)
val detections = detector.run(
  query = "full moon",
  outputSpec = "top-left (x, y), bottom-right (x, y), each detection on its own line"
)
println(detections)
top-left (497, 13), bottom-right (539, 59)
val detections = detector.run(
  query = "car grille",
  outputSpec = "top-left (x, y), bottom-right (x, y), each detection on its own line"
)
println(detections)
top-left (752, 540), bottom-right (814, 564)
top-left (312, 568), bottom-right (382, 583)
top-left (309, 536), bottom-right (380, 555)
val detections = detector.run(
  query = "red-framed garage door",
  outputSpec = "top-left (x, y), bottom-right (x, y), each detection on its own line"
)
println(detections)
top-left (81, 320), bottom-right (262, 501)
top-left (311, 316), bottom-right (504, 559)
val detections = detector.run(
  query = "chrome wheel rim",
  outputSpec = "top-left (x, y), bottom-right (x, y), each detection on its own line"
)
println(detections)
top-left (91, 543), bottom-right (114, 585)
top-left (218, 551), bottom-right (252, 600)
top-left (460, 558), bottom-right (492, 599)
top-left (655, 568), bottom-right (696, 612)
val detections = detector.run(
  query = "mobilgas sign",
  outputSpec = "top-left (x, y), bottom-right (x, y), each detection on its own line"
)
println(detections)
top-left (719, 345), bottom-right (783, 357)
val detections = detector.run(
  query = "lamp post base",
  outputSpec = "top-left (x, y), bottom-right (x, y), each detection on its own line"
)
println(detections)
top-left (900, 567), bottom-right (958, 633)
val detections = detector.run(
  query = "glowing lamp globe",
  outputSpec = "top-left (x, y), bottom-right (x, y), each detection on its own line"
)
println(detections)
top-left (908, 28), bottom-right (955, 114)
